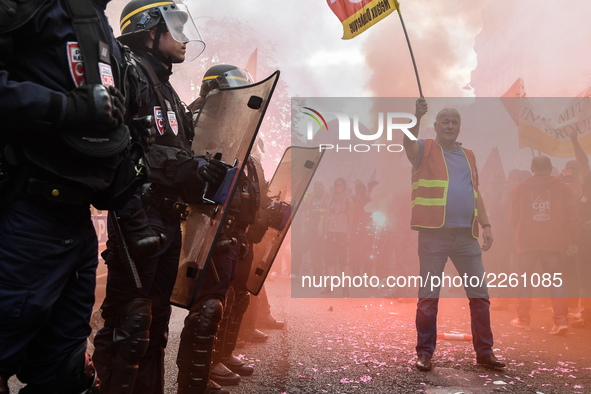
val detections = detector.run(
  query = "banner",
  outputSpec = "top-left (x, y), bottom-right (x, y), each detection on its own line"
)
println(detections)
top-left (518, 95), bottom-right (591, 158)
top-left (327, 0), bottom-right (398, 40)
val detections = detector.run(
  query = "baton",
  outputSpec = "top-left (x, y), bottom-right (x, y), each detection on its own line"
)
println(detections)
top-left (108, 210), bottom-right (143, 290)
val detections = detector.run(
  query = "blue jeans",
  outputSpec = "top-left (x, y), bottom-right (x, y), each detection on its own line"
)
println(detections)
top-left (516, 251), bottom-right (568, 326)
top-left (416, 229), bottom-right (493, 357)
top-left (0, 199), bottom-right (97, 387)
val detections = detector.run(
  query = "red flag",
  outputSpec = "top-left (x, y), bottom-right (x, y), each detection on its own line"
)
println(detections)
top-left (327, 0), bottom-right (399, 40)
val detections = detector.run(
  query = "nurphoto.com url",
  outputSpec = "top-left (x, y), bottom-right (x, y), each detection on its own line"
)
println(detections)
top-left (300, 272), bottom-right (564, 293)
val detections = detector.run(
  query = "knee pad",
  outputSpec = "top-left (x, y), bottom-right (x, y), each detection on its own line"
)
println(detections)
top-left (113, 298), bottom-right (152, 362)
top-left (186, 297), bottom-right (224, 336)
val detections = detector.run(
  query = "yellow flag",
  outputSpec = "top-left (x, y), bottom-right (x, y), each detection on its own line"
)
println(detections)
top-left (327, 0), bottom-right (399, 40)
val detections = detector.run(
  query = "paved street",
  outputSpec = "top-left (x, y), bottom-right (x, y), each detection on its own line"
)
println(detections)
top-left (163, 275), bottom-right (591, 394)
top-left (8, 274), bottom-right (591, 393)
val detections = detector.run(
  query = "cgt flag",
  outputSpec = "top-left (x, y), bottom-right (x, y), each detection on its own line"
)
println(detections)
top-left (327, 0), bottom-right (399, 40)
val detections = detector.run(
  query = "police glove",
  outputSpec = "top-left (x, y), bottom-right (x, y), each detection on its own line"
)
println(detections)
top-left (63, 84), bottom-right (126, 130)
top-left (196, 159), bottom-right (227, 187)
top-left (121, 210), bottom-right (166, 258)
top-left (130, 115), bottom-right (156, 151)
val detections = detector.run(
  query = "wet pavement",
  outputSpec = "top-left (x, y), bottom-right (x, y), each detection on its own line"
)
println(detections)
top-left (8, 274), bottom-right (591, 393)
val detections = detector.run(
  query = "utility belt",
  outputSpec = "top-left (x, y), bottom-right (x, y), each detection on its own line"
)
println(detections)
top-left (19, 177), bottom-right (92, 206)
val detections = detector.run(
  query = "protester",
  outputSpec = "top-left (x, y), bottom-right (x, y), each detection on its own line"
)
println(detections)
top-left (568, 131), bottom-right (591, 327)
top-left (349, 180), bottom-right (373, 275)
top-left (403, 98), bottom-right (504, 371)
top-left (321, 177), bottom-right (351, 296)
top-left (509, 155), bottom-right (580, 335)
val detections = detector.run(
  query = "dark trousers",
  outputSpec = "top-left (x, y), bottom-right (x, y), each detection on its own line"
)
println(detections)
top-left (94, 207), bottom-right (181, 394)
top-left (0, 199), bottom-right (97, 387)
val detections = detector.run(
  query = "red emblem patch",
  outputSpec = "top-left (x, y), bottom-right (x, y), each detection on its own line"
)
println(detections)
top-left (154, 106), bottom-right (165, 135)
top-left (67, 42), bottom-right (85, 87)
top-left (99, 62), bottom-right (114, 87)
top-left (168, 111), bottom-right (178, 135)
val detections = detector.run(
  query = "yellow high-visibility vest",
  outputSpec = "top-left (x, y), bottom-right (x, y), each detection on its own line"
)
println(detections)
top-left (410, 139), bottom-right (480, 238)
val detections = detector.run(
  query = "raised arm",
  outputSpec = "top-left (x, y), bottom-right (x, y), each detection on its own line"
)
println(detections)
top-left (570, 130), bottom-right (591, 180)
top-left (404, 98), bottom-right (428, 162)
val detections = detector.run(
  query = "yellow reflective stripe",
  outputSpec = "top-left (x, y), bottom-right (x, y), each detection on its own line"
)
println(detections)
top-left (120, 20), bottom-right (131, 33)
top-left (226, 76), bottom-right (248, 82)
top-left (412, 197), bottom-right (446, 207)
top-left (412, 179), bottom-right (447, 190)
top-left (120, 1), bottom-right (174, 31)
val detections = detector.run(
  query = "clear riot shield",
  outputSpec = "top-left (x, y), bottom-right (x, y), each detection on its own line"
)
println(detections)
top-left (246, 146), bottom-right (324, 295)
top-left (170, 70), bottom-right (280, 308)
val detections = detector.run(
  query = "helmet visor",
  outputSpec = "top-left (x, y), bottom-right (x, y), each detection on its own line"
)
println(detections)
top-left (203, 68), bottom-right (255, 89)
top-left (161, 3), bottom-right (205, 60)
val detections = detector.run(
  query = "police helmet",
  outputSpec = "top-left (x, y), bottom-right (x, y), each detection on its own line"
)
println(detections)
top-left (200, 64), bottom-right (254, 98)
top-left (119, 0), bottom-right (205, 60)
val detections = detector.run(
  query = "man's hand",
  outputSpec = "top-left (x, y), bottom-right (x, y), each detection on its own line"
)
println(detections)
top-left (404, 98), bottom-right (427, 162)
top-left (196, 159), bottom-right (227, 187)
top-left (570, 129), bottom-right (579, 142)
top-left (415, 97), bottom-right (428, 119)
top-left (481, 226), bottom-right (493, 251)
top-left (63, 84), bottom-right (126, 130)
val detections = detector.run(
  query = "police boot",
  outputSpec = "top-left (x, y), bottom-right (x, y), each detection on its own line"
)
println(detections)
top-left (210, 291), bottom-right (241, 386)
top-left (177, 298), bottom-right (224, 394)
top-left (221, 291), bottom-right (254, 376)
top-left (98, 298), bottom-right (152, 393)
top-left (239, 293), bottom-right (269, 343)
top-left (0, 375), bottom-right (8, 394)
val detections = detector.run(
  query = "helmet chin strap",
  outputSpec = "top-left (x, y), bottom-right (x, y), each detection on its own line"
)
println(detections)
top-left (147, 22), bottom-right (173, 69)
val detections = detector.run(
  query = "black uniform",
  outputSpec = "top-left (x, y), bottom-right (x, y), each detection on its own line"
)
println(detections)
top-left (176, 156), bottom-right (265, 393)
top-left (0, 0), bottom-right (145, 392)
top-left (92, 47), bottom-right (208, 394)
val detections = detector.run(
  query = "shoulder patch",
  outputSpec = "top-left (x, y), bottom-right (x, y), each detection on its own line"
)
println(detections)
top-left (167, 111), bottom-right (178, 135)
top-left (154, 106), bottom-right (165, 135)
top-left (67, 42), bottom-right (85, 87)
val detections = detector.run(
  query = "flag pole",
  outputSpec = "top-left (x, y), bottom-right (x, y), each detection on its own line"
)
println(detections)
top-left (395, 3), bottom-right (423, 97)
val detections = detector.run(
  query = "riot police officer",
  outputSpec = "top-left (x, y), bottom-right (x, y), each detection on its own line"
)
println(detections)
top-left (91, 1), bottom-right (227, 393)
top-left (176, 64), bottom-right (286, 393)
top-left (0, 0), bottom-right (152, 392)
top-left (175, 64), bottom-right (269, 394)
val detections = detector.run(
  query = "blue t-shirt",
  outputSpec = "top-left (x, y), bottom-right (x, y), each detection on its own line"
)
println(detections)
top-left (412, 139), bottom-right (475, 228)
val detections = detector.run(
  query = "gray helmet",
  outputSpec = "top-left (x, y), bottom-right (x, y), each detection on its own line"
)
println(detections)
top-left (200, 64), bottom-right (254, 98)
top-left (118, 0), bottom-right (205, 60)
